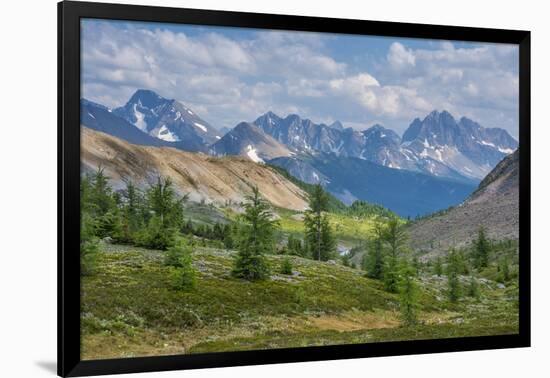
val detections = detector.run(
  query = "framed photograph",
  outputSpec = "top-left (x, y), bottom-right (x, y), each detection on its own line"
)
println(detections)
top-left (58, 1), bottom-right (530, 376)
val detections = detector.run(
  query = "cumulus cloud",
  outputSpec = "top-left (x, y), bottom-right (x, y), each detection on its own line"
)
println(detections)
top-left (387, 42), bottom-right (416, 70)
top-left (81, 20), bottom-right (519, 136)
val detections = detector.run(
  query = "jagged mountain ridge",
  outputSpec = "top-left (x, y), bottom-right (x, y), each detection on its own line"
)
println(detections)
top-left (401, 110), bottom-right (518, 180)
top-left (253, 110), bottom-right (517, 181)
top-left (81, 90), bottom-right (516, 183)
top-left (113, 89), bottom-right (221, 152)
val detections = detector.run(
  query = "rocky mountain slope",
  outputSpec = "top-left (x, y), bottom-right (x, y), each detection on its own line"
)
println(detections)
top-left (113, 89), bottom-right (221, 151)
top-left (81, 127), bottom-right (308, 210)
top-left (81, 99), bottom-right (173, 148)
top-left (407, 149), bottom-right (520, 257)
top-left (210, 122), bottom-right (293, 162)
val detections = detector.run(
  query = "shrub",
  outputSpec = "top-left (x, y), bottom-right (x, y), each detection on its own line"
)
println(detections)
top-left (467, 275), bottom-right (480, 299)
top-left (136, 216), bottom-right (176, 250)
top-left (280, 257), bottom-right (293, 275)
top-left (165, 241), bottom-right (196, 290)
top-left (164, 240), bottom-right (193, 267)
top-left (169, 265), bottom-right (196, 291)
top-left (81, 239), bottom-right (99, 276)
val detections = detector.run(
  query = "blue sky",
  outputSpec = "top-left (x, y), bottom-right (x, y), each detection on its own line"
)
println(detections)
top-left (81, 19), bottom-right (519, 137)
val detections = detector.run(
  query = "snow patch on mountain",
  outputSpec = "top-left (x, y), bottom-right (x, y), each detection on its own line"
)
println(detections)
top-left (132, 104), bottom-right (147, 131)
top-left (246, 145), bottom-right (264, 163)
top-left (498, 147), bottom-right (515, 154)
top-left (194, 122), bottom-right (208, 133)
top-left (155, 125), bottom-right (180, 142)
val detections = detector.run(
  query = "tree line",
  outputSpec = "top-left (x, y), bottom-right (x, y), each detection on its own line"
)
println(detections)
top-left (81, 168), bottom-right (515, 326)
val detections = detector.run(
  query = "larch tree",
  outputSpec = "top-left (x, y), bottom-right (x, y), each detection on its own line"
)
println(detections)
top-left (365, 221), bottom-right (385, 279)
top-left (232, 186), bottom-right (277, 281)
top-left (473, 227), bottom-right (490, 270)
top-left (304, 184), bottom-right (335, 261)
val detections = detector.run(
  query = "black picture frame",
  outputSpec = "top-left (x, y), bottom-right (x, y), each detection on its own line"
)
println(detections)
top-left (58, 1), bottom-right (531, 376)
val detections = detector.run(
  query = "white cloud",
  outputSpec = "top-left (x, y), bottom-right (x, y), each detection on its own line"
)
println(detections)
top-left (81, 20), bottom-right (519, 136)
top-left (387, 42), bottom-right (416, 70)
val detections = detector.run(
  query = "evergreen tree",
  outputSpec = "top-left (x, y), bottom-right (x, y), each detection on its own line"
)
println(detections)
top-left (80, 211), bottom-right (99, 276)
top-left (121, 180), bottom-right (144, 242)
top-left (90, 167), bottom-right (116, 217)
top-left (95, 208), bottom-right (124, 240)
top-left (455, 250), bottom-right (470, 275)
top-left (222, 223), bottom-right (235, 249)
top-left (304, 184), bottom-right (335, 261)
top-left (467, 274), bottom-right (480, 299)
top-left (499, 256), bottom-right (511, 282)
top-left (381, 217), bottom-right (408, 293)
top-left (165, 240), bottom-right (196, 290)
top-left (80, 170), bottom-right (109, 274)
top-left (412, 255), bottom-right (421, 275)
top-left (137, 177), bottom-right (186, 250)
top-left (81, 174), bottom-right (94, 215)
top-left (82, 167), bottom-right (122, 240)
top-left (433, 256), bottom-right (443, 277)
top-left (147, 176), bottom-right (185, 230)
top-left (319, 214), bottom-right (336, 260)
top-left (383, 217), bottom-right (408, 258)
top-left (213, 223), bottom-right (224, 240)
top-left (186, 220), bottom-right (194, 234)
top-left (280, 257), bottom-right (293, 275)
top-left (383, 254), bottom-right (399, 293)
top-left (473, 227), bottom-right (490, 270)
top-left (365, 221), bottom-right (384, 279)
top-left (360, 253), bottom-right (369, 272)
top-left (232, 187), bottom-right (276, 280)
top-left (446, 250), bottom-right (462, 302)
top-left (399, 262), bottom-right (419, 326)
top-left (164, 239), bottom-right (193, 267)
top-left (136, 215), bottom-right (176, 250)
top-left (341, 254), bottom-right (350, 267)
top-left (287, 234), bottom-right (305, 257)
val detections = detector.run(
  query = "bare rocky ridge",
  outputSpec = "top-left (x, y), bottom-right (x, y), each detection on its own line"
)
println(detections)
top-left (407, 149), bottom-right (519, 258)
top-left (81, 127), bottom-right (308, 210)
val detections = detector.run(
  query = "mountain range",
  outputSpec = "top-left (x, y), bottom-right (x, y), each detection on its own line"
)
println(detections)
top-left (252, 110), bottom-right (517, 181)
top-left (80, 89), bottom-right (518, 217)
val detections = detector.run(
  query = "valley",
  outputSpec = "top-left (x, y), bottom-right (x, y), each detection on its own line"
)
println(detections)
top-left (82, 89), bottom-right (518, 217)
top-left (79, 89), bottom-right (520, 361)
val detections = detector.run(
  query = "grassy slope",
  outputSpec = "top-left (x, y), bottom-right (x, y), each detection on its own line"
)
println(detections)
top-left (81, 243), bottom-right (518, 360)
top-left (226, 206), bottom-right (380, 246)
